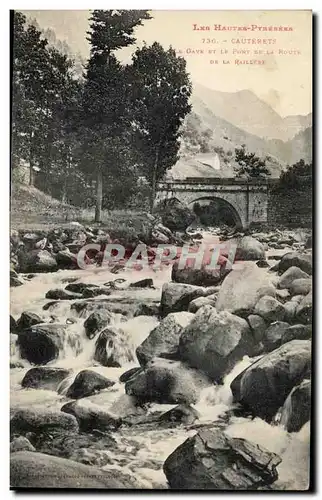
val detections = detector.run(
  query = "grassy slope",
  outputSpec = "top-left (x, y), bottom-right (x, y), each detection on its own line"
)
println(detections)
top-left (10, 184), bottom-right (148, 234)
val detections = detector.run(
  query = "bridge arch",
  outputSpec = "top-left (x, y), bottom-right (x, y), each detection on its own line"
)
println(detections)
top-left (188, 196), bottom-right (243, 229)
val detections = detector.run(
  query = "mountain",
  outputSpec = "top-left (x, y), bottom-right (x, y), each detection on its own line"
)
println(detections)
top-left (192, 83), bottom-right (311, 142)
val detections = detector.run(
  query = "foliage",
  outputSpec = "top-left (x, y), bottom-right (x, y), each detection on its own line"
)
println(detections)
top-left (78, 9), bottom-right (152, 221)
top-left (130, 42), bottom-right (192, 209)
top-left (234, 144), bottom-right (271, 178)
top-left (276, 159), bottom-right (312, 191)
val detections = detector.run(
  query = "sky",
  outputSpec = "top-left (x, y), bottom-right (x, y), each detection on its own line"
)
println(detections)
top-left (21, 10), bottom-right (312, 117)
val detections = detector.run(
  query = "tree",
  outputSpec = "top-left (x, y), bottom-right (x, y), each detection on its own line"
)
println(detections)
top-left (277, 159), bottom-right (312, 191)
top-left (130, 42), bottom-right (192, 210)
top-left (79, 9), bottom-right (152, 222)
top-left (234, 144), bottom-right (271, 178)
top-left (12, 12), bottom-right (52, 185)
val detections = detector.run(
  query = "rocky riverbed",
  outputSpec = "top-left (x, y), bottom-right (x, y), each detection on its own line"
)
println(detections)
top-left (10, 223), bottom-right (312, 490)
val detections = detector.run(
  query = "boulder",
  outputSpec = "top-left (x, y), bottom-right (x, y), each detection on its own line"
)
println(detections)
top-left (188, 295), bottom-right (217, 313)
top-left (282, 324), bottom-right (312, 343)
top-left (231, 340), bottom-right (311, 421)
top-left (247, 314), bottom-right (267, 343)
top-left (234, 236), bottom-right (266, 261)
top-left (11, 408), bottom-right (78, 436)
top-left (216, 262), bottom-right (276, 316)
top-left (136, 312), bottom-right (194, 365)
top-left (283, 300), bottom-right (299, 324)
top-left (82, 287), bottom-right (112, 298)
top-left (10, 315), bottom-right (18, 333)
top-left (10, 436), bottom-right (35, 453)
top-left (280, 379), bottom-right (311, 433)
top-left (278, 266), bottom-right (309, 289)
top-left (45, 288), bottom-right (82, 300)
top-left (16, 311), bottom-right (42, 331)
top-left (171, 254), bottom-right (231, 287)
top-left (11, 274), bottom-right (24, 287)
top-left (157, 199), bottom-right (196, 232)
top-left (21, 367), bottom-right (72, 391)
top-left (83, 310), bottom-right (113, 339)
top-left (254, 296), bottom-right (285, 322)
top-left (163, 428), bottom-right (281, 490)
top-left (262, 321), bottom-right (290, 352)
top-left (119, 367), bottom-right (143, 383)
top-left (130, 278), bottom-right (154, 288)
top-left (55, 250), bottom-right (78, 269)
top-left (160, 282), bottom-right (208, 317)
top-left (278, 252), bottom-right (312, 275)
top-left (65, 282), bottom-right (98, 294)
top-left (179, 305), bottom-right (253, 382)
top-left (94, 326), bottom-right (134, 367)
top-left (125, 357), bottom-right (211, 405)
top-left (295, 292), bottom-right (312, 324)
top-left (18, 249), bottom-right (57, 273)
top-left (61, 400), bottom-right (121, 432)
top-left (134, 303), bottom-right (160, 317)
top-left (17, 323), bottom-right (81, 365)
top-left (289, 278), bottom-right (312, 296)
top-left (66, 369), bottom-right (115, 399)
top-left (159, 404), bottom-right (200, 425)
top-left (10, 451), bottom-right (132, 488)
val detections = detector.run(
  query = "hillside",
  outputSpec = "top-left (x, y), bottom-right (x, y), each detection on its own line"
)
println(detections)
top-left (192, 83), bottom-right (312, 141)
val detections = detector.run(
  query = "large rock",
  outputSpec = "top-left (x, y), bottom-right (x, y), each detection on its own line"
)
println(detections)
top-left (45, 288), bottom-right (82, 300)
top-left (179, 305), bottom-right (253, 382)
top-left (278, 252), bottom-right (312, 275)
top-left (10, 436), bottom-right (35, 453)
top-left (157, 199), bottom-right (196, 232)
top-left (21, 367), bottom-right (72, 391)
top-left (94, 326), bottom-right (134, 367)
top-left (254, 296), bottom-right (285, 322)
top-left (17, 323), bottom-right (82, 365)
top-left (280, 379), bottom-right (311, 432)
top-left (278, 266), bottom-right (309, 289)
top-left (65, 282), bottom-right (99, 294)
top-left (216, 262), bottom-right (275, 316)
top-left (159, 404), bottom-right (200, 425)
top-left (16, 311), bottom-right (42, 331)
top-left (262, 321), bottom-right (290, 352)
top-left (231, 340), bottom-right (311, 421)
top-left (84, 310), bottom-right (113, 339)
top-left (55, 250), bottom-right (78, 270)
top-left (18, 250), bottom-right (57, 273)
top-left (10, 451), bottom-right (132, 488)
top-left (171, 254), bottom-right (231, 287)
top-left (163, 428), bottom-right (281, 490)
top-left (247, 314), bottom-right (267, 343)
top-left (11, 408), bottom-right (78, 436)
top-left (136, 312), bottom-right (194, 365)
top-left (61, 400), bottom-right (121, 432)
top-left (66, 369), bottom-right (115, 399)
top-left (160, 282), bottom-right (207, 317)
top-left (125, 357), bottom-right (211, 404)
top-left (282, 324), bottom-right (312, 343)
top-left (188, 295), bottom-right (217, 313)
top-left (289, 278), bottom-right (312, 296)
top-left (295, 292), bottom-right (312, 324)
top-left (234, 236), bottom-right (266, 261)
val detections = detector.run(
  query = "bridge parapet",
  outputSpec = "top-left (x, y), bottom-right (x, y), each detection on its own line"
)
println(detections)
top-left (156, 177), bottom-right (275, 228)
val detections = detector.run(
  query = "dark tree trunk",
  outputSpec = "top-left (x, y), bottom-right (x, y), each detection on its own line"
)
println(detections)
top-left (150, 146), bottom-right (160, 212)
top-left (95, 169), bottom-right (103, 222)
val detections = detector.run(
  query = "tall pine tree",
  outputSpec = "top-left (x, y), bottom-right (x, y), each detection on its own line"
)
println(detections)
top-left (130, 42), bottom-right (192, 209)
top-left (80, 9), bottom-right (152, 222)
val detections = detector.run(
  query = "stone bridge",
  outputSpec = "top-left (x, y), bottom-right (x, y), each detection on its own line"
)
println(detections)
top-left (155, 177), bottom-right (278, 229)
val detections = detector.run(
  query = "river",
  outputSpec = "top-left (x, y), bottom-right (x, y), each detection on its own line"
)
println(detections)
top-left (10, 244), bottom-right (310, 490)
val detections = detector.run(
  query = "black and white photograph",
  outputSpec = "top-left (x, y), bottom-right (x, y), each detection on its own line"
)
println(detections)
top-left (9, 9), bottom-right (313, 490)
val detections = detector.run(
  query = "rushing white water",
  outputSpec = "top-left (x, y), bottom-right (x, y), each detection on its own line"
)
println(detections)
top-left (10, 255), bottom-right (310, 489)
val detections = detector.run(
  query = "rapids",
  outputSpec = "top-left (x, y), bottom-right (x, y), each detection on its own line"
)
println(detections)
top-left (10, 242), bottom-right (310, 490)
